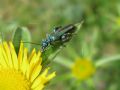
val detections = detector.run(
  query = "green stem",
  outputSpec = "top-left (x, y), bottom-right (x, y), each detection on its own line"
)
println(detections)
top-left (95, 55), bottom-right (120, 67)
top-left (54, 57), bottom-right (73, 68)
top-left (52, 73), bottom-right (72, 84)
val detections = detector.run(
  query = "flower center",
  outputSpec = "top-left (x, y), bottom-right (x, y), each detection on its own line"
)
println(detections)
top-left (72, 59), bottom-right (96, 80)
top-left (0, 68), bottom-right (31, 90)
top-left (79, 65), bottom-right (86, 72)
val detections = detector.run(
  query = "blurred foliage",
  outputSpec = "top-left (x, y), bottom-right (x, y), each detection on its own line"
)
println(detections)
top-left (0, 0), bottom-right (120, 90)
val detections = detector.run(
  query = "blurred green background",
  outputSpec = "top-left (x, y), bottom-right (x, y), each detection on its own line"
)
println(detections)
top-left (0, 0), bottom-right (120, 90)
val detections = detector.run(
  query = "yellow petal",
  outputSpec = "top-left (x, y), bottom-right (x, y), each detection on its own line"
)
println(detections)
top-left (3, 42), bottom-right (13, 68)
top-left (0, 64), bottom-right (2, 69)
top-left (32, 84), bottom-right (44, 90)
top-left (18, 42), bottom-right (24, 69)
top-left (31, 76), bottom-right (46, 89)
top-left (27, 51), bottom-right (42, 80)
top-left (30, 52), bottom-right (42, 80)
top-left (1, 44), bottom-right (9, 65)
top-left (47, 72), bottom-right (56, 81)
top-left (9, 42), bottom-right (18, 70)
top-left (26, 52), bottom-right (37, 79)
top-left (31, 68), bottom-right (50, 88)
top-left (28, 48), bottom-right (36, 62)
top-left (41, 68), bottom-right (49, 77)
top-left (36, 51), bottom-right (42, 64)
top-left (0, 45), bottom-right (8, 68)
top-left (20, 48), bottom-right (29, 75)
top-left (30, 64), bottom-right (42, 82)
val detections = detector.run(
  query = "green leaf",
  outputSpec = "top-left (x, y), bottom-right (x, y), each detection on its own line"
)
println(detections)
top-left (12, 27), bottom-right (31, 54)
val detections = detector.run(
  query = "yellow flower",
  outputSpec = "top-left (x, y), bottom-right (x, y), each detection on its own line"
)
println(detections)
top-left (0, 41), bottom-right (55, 90)
top-left (71, 58), bottom-right (95, 80)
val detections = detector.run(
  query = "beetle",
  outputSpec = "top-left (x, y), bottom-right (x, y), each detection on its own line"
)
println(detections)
top-left (41, 24), bottom-right (77, 52)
